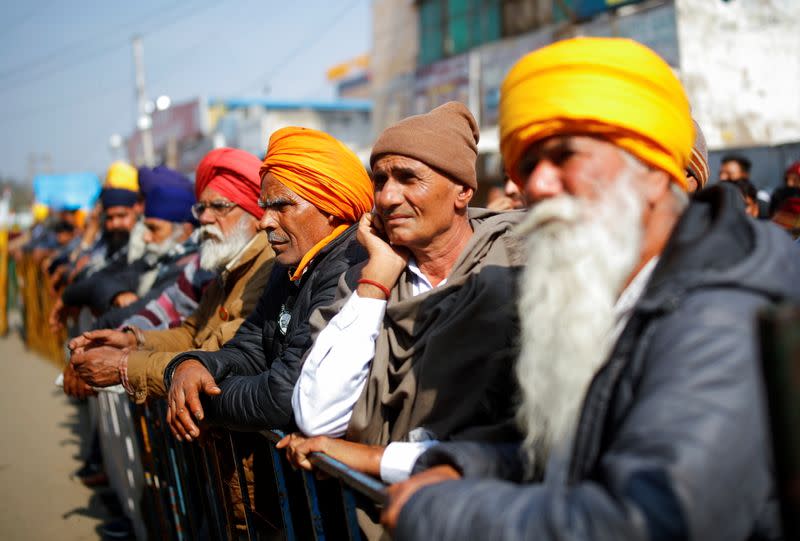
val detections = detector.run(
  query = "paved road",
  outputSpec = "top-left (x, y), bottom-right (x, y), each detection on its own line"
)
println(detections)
top-left (0, 333), bottom-right (110, 540)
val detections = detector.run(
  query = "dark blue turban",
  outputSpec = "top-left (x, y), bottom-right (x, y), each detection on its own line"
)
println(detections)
top-left (138, 166), bottom-right (195, 223)
top-left (100, 188), bottom-right (138, 209)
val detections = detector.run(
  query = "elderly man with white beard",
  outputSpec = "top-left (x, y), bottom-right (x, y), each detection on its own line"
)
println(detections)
top-left (69, 148), bottom-right (275, 404)
top-left (381, 37), bottom-right (800, 541)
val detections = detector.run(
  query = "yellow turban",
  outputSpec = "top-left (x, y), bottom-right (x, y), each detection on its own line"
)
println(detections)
top-left (500, 37), bottom-right (694, 190)
top-left (105, 161), bottom-right (139, 192)
top-left (32, 202), bottom-right (49, 223)
top-left (260, 126), bottom-right (373, 280)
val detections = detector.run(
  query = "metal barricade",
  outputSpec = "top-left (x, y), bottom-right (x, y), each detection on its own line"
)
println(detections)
top-left (15, 253), bottom-right (66, 366)
top-left (10, 248), bottom-right (390, 539)
top-left (0, 228), bottom-right (8, 336)
top-left (135, 400), bottom-right (388, 540)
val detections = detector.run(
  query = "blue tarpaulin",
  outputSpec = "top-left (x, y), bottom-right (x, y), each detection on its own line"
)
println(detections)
top-left (33, 172), bottom-right (102, 210)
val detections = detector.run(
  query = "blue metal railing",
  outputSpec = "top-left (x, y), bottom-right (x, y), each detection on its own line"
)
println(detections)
top-left (134, 401), bottom-right (388, 540)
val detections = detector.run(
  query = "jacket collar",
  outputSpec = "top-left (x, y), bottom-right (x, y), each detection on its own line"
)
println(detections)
top-left (295, 222), bottom-right (359, 286)
top-left (221, 232), bottom-right (271, 283)
top-left (636, 183), bottom-right (755, 313)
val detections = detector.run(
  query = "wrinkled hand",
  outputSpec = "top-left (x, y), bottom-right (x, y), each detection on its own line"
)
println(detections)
top-left (62, 364), bottom-right (96, 399)
top-left (112, 291), bottom-right (139, 307)
top-left (70, 346), bottom-right (125, 387)
top-left (48, 298), bottom-right (76, 333)
top-left (69, 329), bottom-right (136, 352)
top-left (381, 465), bottom-right (461, 533)
top-left (356, 213), bottom-right (408, 297)
top-left (276, 433), bottom-right (333, 471)
top-left (276, 434), bottom-right (384, 477)
top-left (166, 360), bottom-right (221, 442)
top-left (49, 265), bottom-right (67, 295)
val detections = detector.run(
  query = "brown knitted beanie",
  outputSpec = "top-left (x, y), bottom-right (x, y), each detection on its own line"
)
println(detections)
top-left (370, 101), bottom-right (480, 189)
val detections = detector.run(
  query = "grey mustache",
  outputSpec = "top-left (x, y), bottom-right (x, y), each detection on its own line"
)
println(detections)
top-left (268, 232), bottom-right (290, 243)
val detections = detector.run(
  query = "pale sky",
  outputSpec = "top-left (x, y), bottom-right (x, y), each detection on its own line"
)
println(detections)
top-left (0, 0), bottom-right (370, 181)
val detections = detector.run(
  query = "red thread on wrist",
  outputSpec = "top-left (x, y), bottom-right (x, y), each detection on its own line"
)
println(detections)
top-left (357, 278), bottom-right (391, 299)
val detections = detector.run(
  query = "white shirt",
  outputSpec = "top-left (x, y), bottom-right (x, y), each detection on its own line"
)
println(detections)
top-left (611, 256), bottom-right (659, 345)
top-left (292, 259), bottom-right (445, 483)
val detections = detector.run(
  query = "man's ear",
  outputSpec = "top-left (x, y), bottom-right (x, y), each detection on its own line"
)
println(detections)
top-left (454, 185), bottom-right (474, 210)
top-left (641, 169), bottom-right (671, 207)
top-left (326, 213), bottom-right (343, 227)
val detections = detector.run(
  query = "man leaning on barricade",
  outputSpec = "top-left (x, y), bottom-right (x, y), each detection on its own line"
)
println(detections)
top-left (67, 148), bottom-right (272, 401)
top-left (53, 166), bottom-right (198, 332)
top-left (376, 37), bottom-right (800, 541)
top-left (163, 127), bottom-right (372, 437)
top-left (270, 102), bottom-right (524, 539)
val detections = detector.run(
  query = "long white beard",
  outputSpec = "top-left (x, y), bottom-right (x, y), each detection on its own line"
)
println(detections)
top-left (515, 169), bottom-right (644, 475)
top-left (199, 216), bottom-right (254, 271)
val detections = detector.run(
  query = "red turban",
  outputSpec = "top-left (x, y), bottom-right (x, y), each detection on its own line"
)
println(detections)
top-left (195, 148), bottom-right (263, 218)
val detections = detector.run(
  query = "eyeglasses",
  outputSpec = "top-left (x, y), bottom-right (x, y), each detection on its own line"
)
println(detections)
top-left (191, 200), bottom-right (238, 219)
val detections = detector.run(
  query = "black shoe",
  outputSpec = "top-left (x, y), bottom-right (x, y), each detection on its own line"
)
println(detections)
top-left (101, 517), bottom-right (133, 540)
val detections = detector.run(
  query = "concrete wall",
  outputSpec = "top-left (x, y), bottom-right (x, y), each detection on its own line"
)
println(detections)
top-left (676, 0), bottom-right (800, 149)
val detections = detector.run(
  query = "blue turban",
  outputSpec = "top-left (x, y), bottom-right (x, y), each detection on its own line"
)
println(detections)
top-left (138, 166), bottom-right (195, 196)
top-left (138, 166), bottom-right (195, 223)
top-left (100, 188), bottom-right (138, 209)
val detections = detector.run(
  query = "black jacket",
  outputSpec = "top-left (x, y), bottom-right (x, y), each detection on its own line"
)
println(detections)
top-left (63, 240), bottom-right (197, 315)
top-left (397, 184), bottom-right (799, 541)
top-left (164, 224), bottom-right (367, 431)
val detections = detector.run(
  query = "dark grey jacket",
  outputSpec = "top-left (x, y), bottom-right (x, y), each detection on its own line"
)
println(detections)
top-left (397, 184), bottom-right (799, 541)
top-left (164, 224), bottom-right (367, 431)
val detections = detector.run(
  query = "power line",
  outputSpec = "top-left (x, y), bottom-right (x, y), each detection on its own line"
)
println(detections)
top-left (0, 0), bottom-right (222, 94)
top-left (237, 0), bottom-right (363, 94)
top-left (0, 0), bottom-right (56, 39)
top-left (0, 1), bottom-right (185, 84)
top-left (0, 0), bottom-right (229, 120)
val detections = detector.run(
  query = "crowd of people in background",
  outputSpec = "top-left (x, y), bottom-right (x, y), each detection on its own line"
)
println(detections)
top-left (8, 36), bottom-right (800, 540)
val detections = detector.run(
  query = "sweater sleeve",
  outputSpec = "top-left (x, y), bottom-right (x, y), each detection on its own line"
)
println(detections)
top-left (126, 349), bottom-right (179, 404)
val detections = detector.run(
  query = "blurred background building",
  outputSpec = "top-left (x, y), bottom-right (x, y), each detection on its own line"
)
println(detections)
top-left (367, 0), bottom-right (800, 195)
top-left (108, 0), bottom-right (800, 196)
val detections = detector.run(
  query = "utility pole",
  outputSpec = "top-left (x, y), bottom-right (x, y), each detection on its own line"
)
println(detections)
top-left (132, 35), bottom-right (155, 167)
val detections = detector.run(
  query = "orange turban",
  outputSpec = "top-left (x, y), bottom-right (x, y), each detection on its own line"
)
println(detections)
top-left (500, 37), bottom-right (694, 190)
top-left (260, 126), bottom-right (373, 280)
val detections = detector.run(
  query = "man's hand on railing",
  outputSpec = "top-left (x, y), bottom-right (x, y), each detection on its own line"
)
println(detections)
top-left (380, 464), bottom-right (462, 533)
top-left (69, 329), bottom-right (137, 352)
top-left (276, 433), bottom-right (383, 478)
top-left (48, 298), bottom-right (75, 333)
top-left (71, 345), bottom-right (126, 387)
top-left (62, 364), bottom-right (97, 400)
top-left (166, 360), bottom-right (221, 442)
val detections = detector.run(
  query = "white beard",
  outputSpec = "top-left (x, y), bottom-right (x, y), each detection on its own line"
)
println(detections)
top-left (199, 215), bottom-right (254, 271)
top-left (515, 168), bottom-right (644, 475)
top-left (126, 221), bottom-right (148, 263)
top-left (145, 228), bottom-right (182, 258)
